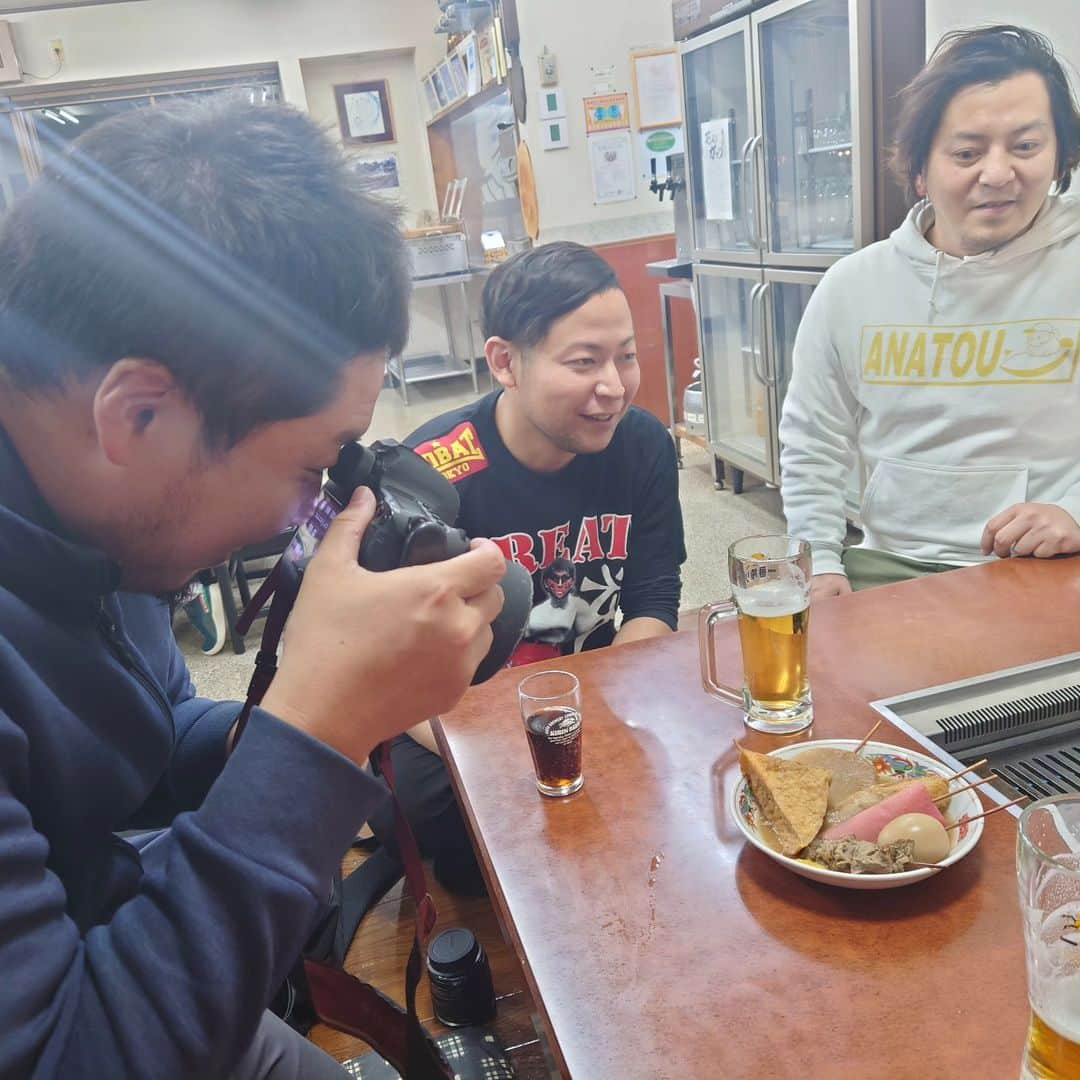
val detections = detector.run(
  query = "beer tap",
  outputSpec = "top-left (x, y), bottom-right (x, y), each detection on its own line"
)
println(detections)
top-left (664, 169), bottom-right (685, 201)
top-left (649, 159), bottom-right (665, 202)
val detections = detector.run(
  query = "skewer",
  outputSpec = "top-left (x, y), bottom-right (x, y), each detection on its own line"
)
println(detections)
top-left (941, 758), bottom-right (988, 782)
top-left (932, 775), bottom-right (996, 804)
top-left (945, 794), bottom-right (1028, 830)
top-left (852, 719), bottom-right (883, 755)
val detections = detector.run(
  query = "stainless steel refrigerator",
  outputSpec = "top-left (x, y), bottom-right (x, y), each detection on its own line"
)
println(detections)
top-left (678, 0), bottom-right (923, 496)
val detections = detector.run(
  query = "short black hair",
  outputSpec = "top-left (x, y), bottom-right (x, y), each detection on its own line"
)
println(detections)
top-left (891, 24), bottom-right (1080, 200)
top-left (0, 94), bottom-right (411, 447)
top-left (481, 241), bottom-right (619, 349)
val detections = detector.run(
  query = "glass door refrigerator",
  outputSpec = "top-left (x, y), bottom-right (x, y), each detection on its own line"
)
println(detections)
top-left (680, 0), bottom-right (923, 499)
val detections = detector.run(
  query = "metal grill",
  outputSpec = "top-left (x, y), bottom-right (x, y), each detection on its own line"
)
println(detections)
top-left (935, 684), bottom-right (1080, 746)
top-left (870, 653), bottom-right (1080, 806)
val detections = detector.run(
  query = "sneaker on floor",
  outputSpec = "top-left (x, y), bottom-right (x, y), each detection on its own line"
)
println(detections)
top-left (203, 581), bottom-right (226, 655)
top-left (182, 582), bottom-right (226, 656)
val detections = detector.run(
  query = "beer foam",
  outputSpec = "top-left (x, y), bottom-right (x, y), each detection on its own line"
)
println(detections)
top-left (734, 582), bottom-right (808, 618)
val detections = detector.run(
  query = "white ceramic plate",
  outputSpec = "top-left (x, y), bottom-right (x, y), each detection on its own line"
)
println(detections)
top-left (732, 739), bottom-right (986, 890)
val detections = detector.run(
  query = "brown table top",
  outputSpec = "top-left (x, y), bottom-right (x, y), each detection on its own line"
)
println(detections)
top-left (436, 558), bottom-right (1080, 1079)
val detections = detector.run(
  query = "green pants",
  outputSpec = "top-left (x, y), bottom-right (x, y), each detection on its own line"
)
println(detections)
top-left (841, 547), bottom-right (961, 591)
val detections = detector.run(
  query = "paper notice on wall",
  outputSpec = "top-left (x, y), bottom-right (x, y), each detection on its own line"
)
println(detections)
top-left (700, 117), bottom-right (734, 221)
top-left (632, 50), bottom-right (682, 130)
top-left (588, 129), bottom-right (636, 205)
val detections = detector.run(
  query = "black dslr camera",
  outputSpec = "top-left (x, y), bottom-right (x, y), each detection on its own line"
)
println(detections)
top-left (303, 439), bottom-right (532, 683)
top-left (325, 441), bottom-right (470, 572)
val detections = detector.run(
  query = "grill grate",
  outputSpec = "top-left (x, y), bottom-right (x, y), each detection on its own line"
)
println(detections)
top-left (936, 684), bottom-right (1080, 746)
top-left (992, 746), bottom-right (1080, 801)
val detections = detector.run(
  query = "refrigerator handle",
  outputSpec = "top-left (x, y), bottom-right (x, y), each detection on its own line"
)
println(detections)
top-left (747, 282), bottom-right (763, 386)
top-left (751, 281), bottom-right (775, 387)
top-left (739, 135), bottom-right (756, 244)
top-left (747, 135), bottom-right (765, 251)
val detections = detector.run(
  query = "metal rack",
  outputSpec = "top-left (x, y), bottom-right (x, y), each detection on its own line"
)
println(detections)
top-left (388, 269), bottom-right (488, 404)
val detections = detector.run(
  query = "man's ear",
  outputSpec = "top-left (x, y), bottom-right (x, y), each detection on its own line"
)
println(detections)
top-left (914, 172), bottom-right (927, 199)
top-left (92, 358), bottom-right (184, 466)
top-left (485, 336), bottom-right (521, 390)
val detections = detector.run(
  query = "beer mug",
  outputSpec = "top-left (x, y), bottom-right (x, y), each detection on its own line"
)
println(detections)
top-left (698, 535), bottom-right (813, 734)
top-left (1018, 796), bottom-right (1080, 1078)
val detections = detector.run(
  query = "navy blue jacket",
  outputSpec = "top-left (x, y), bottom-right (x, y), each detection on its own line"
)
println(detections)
top-left (0, 430), bottom-right (386, 1077)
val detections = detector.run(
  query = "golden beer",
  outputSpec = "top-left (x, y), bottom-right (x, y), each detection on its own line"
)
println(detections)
top-left (1023, 1006), bottom-right (1080, 1079)
top-left (733, 583), bottom-right (810, 713)
top-left (736, 604), bottom-right (810, 708)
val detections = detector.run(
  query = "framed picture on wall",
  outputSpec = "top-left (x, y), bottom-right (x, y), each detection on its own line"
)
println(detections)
top-left (438, 57), bottom-right (467, 108)
top-left (421, 74), bottom-right (441, 120)
top-left (334, 80), bottom-right (395, 145)
top-left (348, 151), bottom-right (401, 192)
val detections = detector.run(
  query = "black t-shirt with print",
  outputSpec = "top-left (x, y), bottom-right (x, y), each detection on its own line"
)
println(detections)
top-left (406, 392), bottom-right (686, 663)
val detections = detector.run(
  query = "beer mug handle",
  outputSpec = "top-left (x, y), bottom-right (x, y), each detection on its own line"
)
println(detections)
top-left (698, 600), bottom-right (744, 707)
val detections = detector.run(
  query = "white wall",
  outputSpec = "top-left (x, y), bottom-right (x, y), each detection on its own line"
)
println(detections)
top-left (515, 0), bottom-right (676, 244)
top-left (925, 2), bottom-right (1080, 81)
top-left (300, 48), bottom-right (439, 226)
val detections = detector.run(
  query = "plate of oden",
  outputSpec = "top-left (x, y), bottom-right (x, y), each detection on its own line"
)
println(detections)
top-left (731, 739), bottom-right (986, 890)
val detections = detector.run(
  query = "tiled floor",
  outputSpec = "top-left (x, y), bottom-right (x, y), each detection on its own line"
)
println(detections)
top-left (177, 376), bottom-right (786, 700)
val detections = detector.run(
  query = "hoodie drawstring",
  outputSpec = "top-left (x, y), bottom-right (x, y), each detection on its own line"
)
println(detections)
top-left (928, 248), bottom-right (944, 321)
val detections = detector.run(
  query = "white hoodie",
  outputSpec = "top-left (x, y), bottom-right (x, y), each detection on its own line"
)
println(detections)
top-left (779, 194), bottom-right (1080, 577)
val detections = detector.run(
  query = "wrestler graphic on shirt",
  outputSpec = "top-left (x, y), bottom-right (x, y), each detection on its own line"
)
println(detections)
top-left (525, 558), bottom-right (600, 646)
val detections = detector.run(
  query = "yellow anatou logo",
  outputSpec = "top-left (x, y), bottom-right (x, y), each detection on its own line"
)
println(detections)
top-left (860, 319), bottom-right (1080, 387)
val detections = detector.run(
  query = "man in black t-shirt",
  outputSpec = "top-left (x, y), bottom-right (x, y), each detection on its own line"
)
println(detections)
top-left (371, 242), bottom-right (686, 893)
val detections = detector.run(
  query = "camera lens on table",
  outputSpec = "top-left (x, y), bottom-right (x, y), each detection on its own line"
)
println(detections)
top-left (427, 927), bottom-right (496, 1027)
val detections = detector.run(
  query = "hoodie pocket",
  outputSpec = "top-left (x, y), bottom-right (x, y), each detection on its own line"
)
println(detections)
top-left (861, 457), bottom-right (1028, 562)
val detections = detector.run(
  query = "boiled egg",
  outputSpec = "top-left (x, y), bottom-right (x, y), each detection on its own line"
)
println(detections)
top-left (877, 813), bottom-right (951, 864)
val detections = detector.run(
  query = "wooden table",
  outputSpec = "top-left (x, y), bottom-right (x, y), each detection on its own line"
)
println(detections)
top-left (436, 558), bottom-right (1080, 1079)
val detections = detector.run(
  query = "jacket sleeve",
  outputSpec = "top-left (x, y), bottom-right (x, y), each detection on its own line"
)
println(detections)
top-left (619, 422), bottom-right (686, 629)
top-left (778, 278), bottom-right (861, 577)
top-left (0, 705), bottom-right (387, 1079)
top-left (126, 598), bottom-right (243, 825)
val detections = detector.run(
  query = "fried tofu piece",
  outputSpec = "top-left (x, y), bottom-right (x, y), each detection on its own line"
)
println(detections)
top-left (739, 748), bottom-right (831, 856)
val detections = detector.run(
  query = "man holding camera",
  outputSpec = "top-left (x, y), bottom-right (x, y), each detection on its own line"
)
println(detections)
top-left (0, 99), bottom-right (506, 1078)
top-left (370, 242), bottom-right (686, 894)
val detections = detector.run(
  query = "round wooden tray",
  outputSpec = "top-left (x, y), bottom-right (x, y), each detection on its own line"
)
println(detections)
top-left (517, 139), bottom-right (539, 242)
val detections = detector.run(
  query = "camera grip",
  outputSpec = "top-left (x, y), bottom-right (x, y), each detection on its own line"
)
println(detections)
top-left (400, 521), bottom-right (470, 566)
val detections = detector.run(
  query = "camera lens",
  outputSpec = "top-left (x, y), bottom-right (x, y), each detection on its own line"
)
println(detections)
top-left (427, 927), bottom-right (496, 1027)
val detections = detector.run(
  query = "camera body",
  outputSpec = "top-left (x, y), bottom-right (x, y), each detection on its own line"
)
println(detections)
top-left (304, 439), bottom-right (533, 684)
top-left (326, 440), bottom-right (470, 571)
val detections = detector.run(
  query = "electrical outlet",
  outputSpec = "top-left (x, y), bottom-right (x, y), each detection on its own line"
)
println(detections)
top-left (49, 38), bottom-right (65, 65)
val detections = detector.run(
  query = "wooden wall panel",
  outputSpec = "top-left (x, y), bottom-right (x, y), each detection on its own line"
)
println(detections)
top-left (594, 234), bottom-right (699, 426)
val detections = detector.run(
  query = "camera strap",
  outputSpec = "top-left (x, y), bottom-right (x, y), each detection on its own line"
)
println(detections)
top-left (234, 559), bottom-right (453, 1079)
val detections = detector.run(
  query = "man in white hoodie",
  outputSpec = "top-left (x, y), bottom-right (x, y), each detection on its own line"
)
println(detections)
top-left (779, 25), bottom-right (1080, 599)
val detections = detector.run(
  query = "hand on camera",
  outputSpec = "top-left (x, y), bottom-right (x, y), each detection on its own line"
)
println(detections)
top-left (981, 503), bottom-right (1080, 560)
top-left (261, 488), bottom-right (506, 766)
top-left (810, 573), bottom-right (852, 601)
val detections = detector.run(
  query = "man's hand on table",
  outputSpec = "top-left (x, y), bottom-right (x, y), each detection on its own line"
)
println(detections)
top-left (811, 573), bottom-right (852, 601)
top-left (261, 488), bottom-right (506, 767)
top-left (982, 503), bottom-right (1080, 560)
